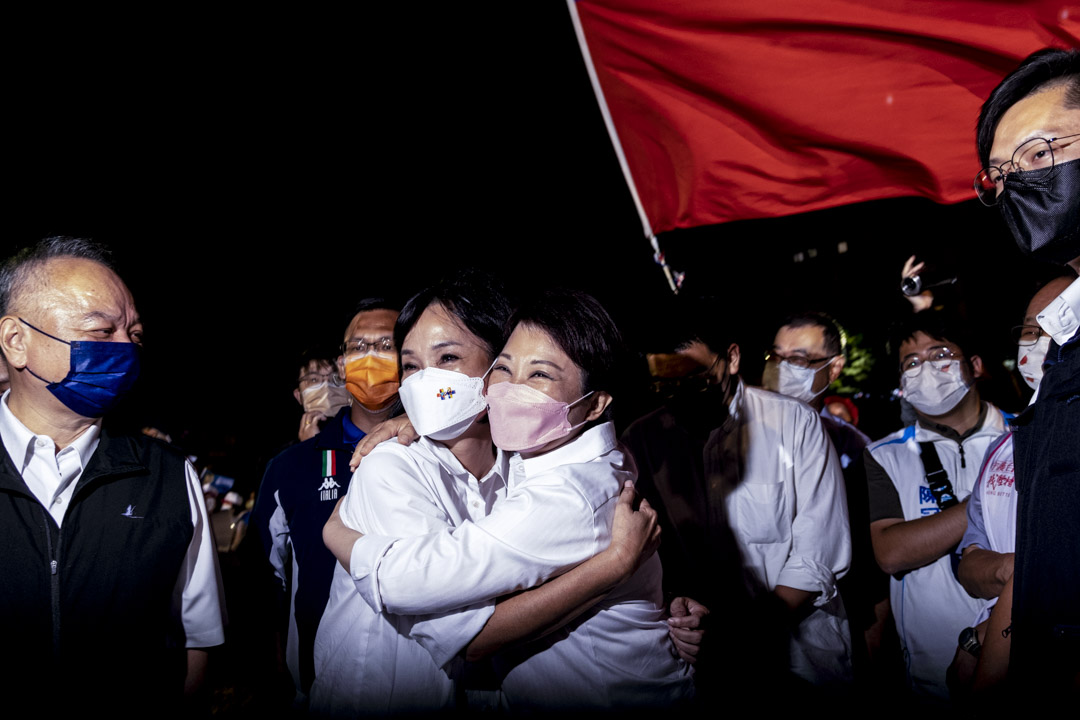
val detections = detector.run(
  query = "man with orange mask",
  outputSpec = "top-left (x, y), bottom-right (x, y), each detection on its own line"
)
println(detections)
top-left (253, 298), bottom-right (401, 708)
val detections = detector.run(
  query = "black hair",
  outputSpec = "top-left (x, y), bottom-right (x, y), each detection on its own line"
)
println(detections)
top-left (342, 297), bottom-right (399, 333)
top-left (394, 268), bottom-right (513, 365)
top-left (976, 48), bottom-right (1080, 167)
top-left (672, 295), bottom-right (744, 358)
top-left (778, 311), bottom-right (846, 357)
top-left (295, 348), bottom-right (336, 382)
top-left (0, 236), bottom-right (115, 316)
top-left (889, 309), bottom-right (979, 366)
top-left (506, 288), bottom-right (626, 397)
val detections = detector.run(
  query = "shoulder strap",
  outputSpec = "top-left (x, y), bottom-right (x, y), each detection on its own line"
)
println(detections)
top-left (918, 441), bottom-right (959, 509)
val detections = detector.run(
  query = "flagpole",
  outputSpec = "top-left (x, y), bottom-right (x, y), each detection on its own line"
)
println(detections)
top-left (566, 0), bottom-right (683, 294)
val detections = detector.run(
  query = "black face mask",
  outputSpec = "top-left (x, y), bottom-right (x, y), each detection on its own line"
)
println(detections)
top-left (999, 157), bottom-right (1080, 265)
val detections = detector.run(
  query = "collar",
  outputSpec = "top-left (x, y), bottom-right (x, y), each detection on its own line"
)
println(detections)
top-left (315, 406), bottom-right (363, 451)
top-left (414, 435), bottom-right (510, 487)
top-left (520, 422), bottom-right (618, 478)
top-left (0, 389), bottom-right (101, 474)
top-left (917, 400), bottom-right (989, 443)
top-left (1036, 276), bottom-right (1080, 346)
top-left (720, 378), bottom-right (745, 433)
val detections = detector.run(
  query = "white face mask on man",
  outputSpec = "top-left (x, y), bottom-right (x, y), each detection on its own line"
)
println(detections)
top-left (901, 360), bottom-right (970, 417)
top-left (1016, 334), bottom-right (1051, 392)
top-left (763, 357), bottom-right (836, 404)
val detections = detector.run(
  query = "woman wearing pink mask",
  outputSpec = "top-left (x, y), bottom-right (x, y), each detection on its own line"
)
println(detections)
top-left (312, 275), bottom-right (682, 714)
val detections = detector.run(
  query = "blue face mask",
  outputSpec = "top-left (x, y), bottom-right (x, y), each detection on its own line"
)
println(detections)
top-left (20, 318), bottom-right (142, 418)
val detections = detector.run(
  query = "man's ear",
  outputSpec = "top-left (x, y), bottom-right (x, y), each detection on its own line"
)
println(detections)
top-left (828, 355), bottom-right (846, 384)
top-left (0, 316), bottom-right (28, 369)
top-left (970, 354), bottom-right (986, 379)
top-left (336, 355), bottom-right (346, 378)
top-left (584, 390), bottom-right (613, 422)
top-left (293, 388), bottom-right (303, 406)
top-left (726, 343), bottom-right (740, 376)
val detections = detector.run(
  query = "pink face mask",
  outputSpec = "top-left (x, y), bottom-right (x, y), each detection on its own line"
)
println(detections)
top-left (486, 381), bottom-right (594, 453)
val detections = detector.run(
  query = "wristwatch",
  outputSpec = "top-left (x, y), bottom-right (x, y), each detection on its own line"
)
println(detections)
top-left (958, 626), bottom-right (982, 658)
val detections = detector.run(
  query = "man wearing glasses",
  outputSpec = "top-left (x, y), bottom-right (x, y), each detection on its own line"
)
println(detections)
top-left (762, 311), bottom-right (869, 470)
top-left (294, 352), bottom-right (349, 443)
top-left (762, 312), bottom-right (883, 682)
top-left (253, 298), bottom-right (401, 708)
top-left (864, 312), bottom-right (1012, 699)
top-left (950, 275), bottom-right (1073, 687)
top-left (972, 47), bottom-right (1079, 694)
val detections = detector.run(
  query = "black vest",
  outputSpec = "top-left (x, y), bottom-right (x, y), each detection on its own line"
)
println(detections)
top-left (0, 427), bottom-right (194, 708)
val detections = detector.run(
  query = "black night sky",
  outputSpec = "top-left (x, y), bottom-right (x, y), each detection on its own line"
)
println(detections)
top-left (7, 6), bottom-right (1057, 492)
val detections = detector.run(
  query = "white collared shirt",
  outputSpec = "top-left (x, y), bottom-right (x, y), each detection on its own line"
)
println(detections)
top-left (344, 423), bottom-right (693, 710)
top-left (724, 382), bottom-right (853, 684)
top-left (310, 437), bottom-right (508, 715)
top-left (0, 390), bottom-right (225, 649)
top-left (0, 391), bottom-right (101, 527)
top-left (1036, 275), bottom-right (1080, 346)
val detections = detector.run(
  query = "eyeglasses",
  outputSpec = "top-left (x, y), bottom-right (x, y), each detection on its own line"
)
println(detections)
top-left (298, 371), bottom-right (334, 390)
top-left (899, 346), bottom-right (961, 377)
top-left (974, 134), bottom-right (1080, 206)
top-left (1011, 324), bottom-right (1047, 347)
top-left (764, 350), bottom-right (837, 370)
top-left (341, 337), bottom-right (395, 357)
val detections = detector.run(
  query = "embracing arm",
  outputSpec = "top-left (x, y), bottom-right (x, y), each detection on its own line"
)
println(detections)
top-left (464, 482), bottom-right (659, 660)
top-left (347, 468), bottom-right (620, 616)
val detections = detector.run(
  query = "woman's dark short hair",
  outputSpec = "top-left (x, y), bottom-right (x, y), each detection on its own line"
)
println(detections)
top-left (394, 268), bottom-right (513, 364)
top-left (976, 48), bottom-right (1080, 167)
top-left (507, 288), bottom-right (625, 397)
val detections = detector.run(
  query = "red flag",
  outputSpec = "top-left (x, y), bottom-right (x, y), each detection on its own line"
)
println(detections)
top-left (570, 0), bottom-right (1079, 235)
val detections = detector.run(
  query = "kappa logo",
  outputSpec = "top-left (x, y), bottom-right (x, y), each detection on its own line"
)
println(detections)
top-left (319, 477), bottom-right (341, 502)
top-left (121, 504), bottom-right (144, 519)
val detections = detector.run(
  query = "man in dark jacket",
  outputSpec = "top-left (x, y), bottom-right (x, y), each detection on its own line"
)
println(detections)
top-left (0, 237), bottom-right (225, 710)
top-left (973, 47), bottom-right (1079, 694)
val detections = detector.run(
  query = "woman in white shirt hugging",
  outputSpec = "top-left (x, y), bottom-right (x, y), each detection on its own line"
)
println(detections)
top-left (317, 280), bottom-right (696, 713)
top-left (312, 274), bottom-right (687, 715)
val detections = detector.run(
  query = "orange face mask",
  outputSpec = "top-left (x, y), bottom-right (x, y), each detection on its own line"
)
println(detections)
top-left (344, 354), bottom-right (400, 410)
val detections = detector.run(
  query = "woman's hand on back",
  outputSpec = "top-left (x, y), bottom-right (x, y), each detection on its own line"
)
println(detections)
top-left (607, 481), bottom-right (661, 582)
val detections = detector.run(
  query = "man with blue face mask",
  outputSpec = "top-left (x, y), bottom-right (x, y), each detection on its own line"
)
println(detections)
top-left (0, 237), bottom-right (226, 712)
top-left (864, 311), bottom-right (1012, 700)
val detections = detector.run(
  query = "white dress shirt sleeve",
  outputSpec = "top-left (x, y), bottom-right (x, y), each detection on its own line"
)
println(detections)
top-left (775, 408), bottom-right (851, 605)
top-left (350, 464), bottom-right (603, 616)
top-left (342, 447), bottom-right (495, 667)
top-left (178, 460), bottom-right (228, 648)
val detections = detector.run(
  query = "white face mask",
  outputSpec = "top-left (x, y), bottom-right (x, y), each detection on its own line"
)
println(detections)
top-left (762, 358), bottom-right (835, 404)
top-left (1016, 335), bottom-right (1051, 392)
top-left (901, 360), bottom-right (970, 417)
top-left (301, 380), bottom-right (351, 417)
top-left (397, 366), bottom-right (488, 441)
